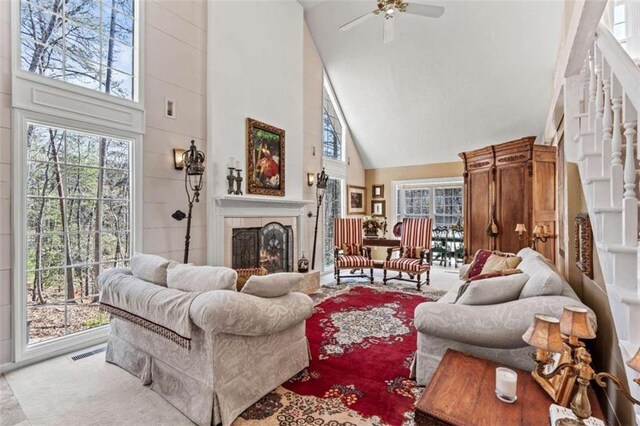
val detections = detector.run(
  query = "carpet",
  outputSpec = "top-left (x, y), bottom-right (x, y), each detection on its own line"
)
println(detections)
top-left (234, 283), bottom-right (441, 426)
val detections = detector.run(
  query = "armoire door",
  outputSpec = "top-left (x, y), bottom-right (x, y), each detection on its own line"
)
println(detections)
top-left (465, 166), bottom-right (493, 259)
top-left (495, 162), bottom-right (531, 255)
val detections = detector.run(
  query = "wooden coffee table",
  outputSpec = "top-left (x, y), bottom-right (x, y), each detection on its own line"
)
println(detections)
top-left (415, 349), bottom-right (605, 426)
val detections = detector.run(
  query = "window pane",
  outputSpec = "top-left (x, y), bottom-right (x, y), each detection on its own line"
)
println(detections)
top-left (26, 122), bottom-right (132, 345)
top-left (434, 186), bottom-right (463, 228)
top-left (614, 4), bottom-right (625, 24)
top-left (323, 86), bottom-right (343, 161)
top-left (614, 23), bottom-right (626, 40)
top-left (20, 0), bottom-right (136, 100)
top-left (323, 178), bottom-right (342, 267)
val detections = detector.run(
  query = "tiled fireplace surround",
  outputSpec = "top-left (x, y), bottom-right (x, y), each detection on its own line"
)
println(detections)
top-left (208, 196), bottom-right (312, 270)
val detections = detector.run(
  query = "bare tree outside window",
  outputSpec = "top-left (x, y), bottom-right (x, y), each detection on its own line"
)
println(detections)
top-left (26, 123), bottom-right (131, 344)
top-left (20, 0), bottom-right (135, 100)
top-left (323, 178), bottom-right (342, 267)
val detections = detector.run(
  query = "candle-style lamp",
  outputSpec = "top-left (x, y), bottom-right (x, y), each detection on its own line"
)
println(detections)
top-left (515, 223), bottom-right (550, 250)
top-left (628, 348), bottom-right (640, 385)
top-left (560, 306), bottom-right (596, 349)
top-left (522, 314), bottom-right (565, 365)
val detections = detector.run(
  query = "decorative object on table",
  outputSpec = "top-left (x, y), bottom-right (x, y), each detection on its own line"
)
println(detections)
top-left (574, 213), bottom-right (593, 279)
top-left (549, 404), bottom-right (604, 426)
top-left (392, 221), bottom-right (403, 238)
top-left (311, 168), bottom-right (329, 270)
top-left (246, 117), bottom-right (285, 196)
top-left (495, 367), bottom-right (518, 403)
top-left (371, 199), bottom-right (386, 217)
top-left (234, 169), bottom-right (243, 195)
top-left (297, 252), bottom-right (309, 273)
top-left (362, 215), bottom-right (385, 238)
top-left (171, 140), bottom-right (205, 263)
top-left (372, 184), bottom-right (384, 199)
top-left (383, 218), bottom-right (432, 289)
top-left (226, 167), bottom-right (236, 194)
top-left (522, 308), bottom-right (640, 425)
top-left (333, 218), bottom-right (374, 284)
top-left (347, 185), bottom-right (366, 214)
top-left (515, 222), bottom-right (551, 251)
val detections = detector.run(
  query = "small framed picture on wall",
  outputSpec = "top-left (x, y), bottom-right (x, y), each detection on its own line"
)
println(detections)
top-left (347, 185), bottom-right (366, 214)
top-left (372, 184), bottom-right (384, 199)
top-left (371, 200), bottom-right (386, 217)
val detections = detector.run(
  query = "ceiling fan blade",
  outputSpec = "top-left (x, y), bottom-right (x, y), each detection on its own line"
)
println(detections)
top-left (383, 17), bottom-right (395, 44)
top-left (404, 3), bottom-right (445, 18)
top-left (339, 10), bottom-right (378, 32)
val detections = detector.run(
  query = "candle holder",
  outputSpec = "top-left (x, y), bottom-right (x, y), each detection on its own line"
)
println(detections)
top-left (235, 169), bottom-right (243, 195)
top-left (227, 167), bottom-right (236, 194)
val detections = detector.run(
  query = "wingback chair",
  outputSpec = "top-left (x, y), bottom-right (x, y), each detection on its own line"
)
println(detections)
top-left (334, 218), bottom-right (374, 284)
top-left (383, 218), bottom-right (432, 289)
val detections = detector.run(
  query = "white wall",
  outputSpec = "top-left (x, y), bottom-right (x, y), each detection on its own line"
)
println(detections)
top-left (208, 1), bottom-right (304, 200)
top-left (0, 0), bottom-right (12, 365)
top-left (143, 0), bottom-right (208, 265)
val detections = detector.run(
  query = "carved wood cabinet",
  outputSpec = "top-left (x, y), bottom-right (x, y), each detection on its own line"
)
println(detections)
top-left (459, 137), bottom-right (557, 262)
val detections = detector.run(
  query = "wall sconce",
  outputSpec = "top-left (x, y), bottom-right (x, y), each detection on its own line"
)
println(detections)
top-left (307, 173), bottom-right (315, 187)
top-left (515, 223), bottom-right (549, 251)
top-left (173, 148), bottom-right (186, 170)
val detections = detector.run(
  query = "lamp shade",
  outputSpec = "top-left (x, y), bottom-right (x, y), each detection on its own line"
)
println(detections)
top-left (560, 305), bottom-right (596, 339)
top-left (515, 223), bottom-right (527, 234)
top-left (628, 348), bottom-right (640, 372)
top-left (532, 225), bottom-right (543, 236)
top-left (522, 314), bottom-right (564, 353)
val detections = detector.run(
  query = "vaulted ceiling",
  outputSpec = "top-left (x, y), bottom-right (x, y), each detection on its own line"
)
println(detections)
top-left (300, 0), bottom-right (565, 168)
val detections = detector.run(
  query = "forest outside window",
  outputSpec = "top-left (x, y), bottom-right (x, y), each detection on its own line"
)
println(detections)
top-left (19, 0), bottom-right (136, 100)
top-left (26, 122), bottom-right (131, 345)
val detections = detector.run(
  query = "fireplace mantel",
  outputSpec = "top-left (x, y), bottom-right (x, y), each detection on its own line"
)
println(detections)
top-left (208, 195), bottom-right (314, 265)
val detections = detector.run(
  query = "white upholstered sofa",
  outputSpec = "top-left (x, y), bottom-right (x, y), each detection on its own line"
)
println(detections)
top-left (97, 255), bottom-right (314, 426)
top-left (412, 248), bottom-right (597, 385)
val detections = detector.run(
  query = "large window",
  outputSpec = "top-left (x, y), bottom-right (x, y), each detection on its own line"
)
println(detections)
top-left (19, 0), bottom-right (136, 100)
top-left (25, 123), bottom-right (131, 345)
top-left (323, 178), bottom-right (343, 268)
top-left (323, 85), bottom-right (344, 161)
top-left (395, 181), bottom-right (463, 228)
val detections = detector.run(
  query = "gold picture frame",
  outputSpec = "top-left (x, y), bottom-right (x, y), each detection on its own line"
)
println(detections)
top-left (246, 118), bottom-right (285, 196)
top-left (532, 343), bottom-right (577, 407)
top-left (574, 213), bottom-right (593, 279)
top-left (371, 200), bottom-right (386, 217)
top-left (347, 185), bottom-right (366, 215)
top-left (372, 184), bottom-right (384, 199)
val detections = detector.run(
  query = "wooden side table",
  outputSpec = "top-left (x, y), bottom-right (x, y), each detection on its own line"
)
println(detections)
top-left (415, 349), bottom-right (605, 426)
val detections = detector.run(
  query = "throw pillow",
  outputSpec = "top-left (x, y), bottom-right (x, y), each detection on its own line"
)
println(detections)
top-left (455, 272), bottom-right (529, 305)
top-left (464, 249), bottom-right (493, 279)
top-left (341, 243), bottom-right (361, 256)
top-left (240, 272), bottom-right (304, 298)
top-left (130, 252), bottom-right (171, 286)
top-left (467, 268), bottom-right (523, 282)
top-left (402, 246), bottom-right (424, 259)
top-left (518, 256), bottom-right (564, 298)
top-left (480, 253), bottom-right (522, 274)
top-left (166, 263), bottom-right (238, 292)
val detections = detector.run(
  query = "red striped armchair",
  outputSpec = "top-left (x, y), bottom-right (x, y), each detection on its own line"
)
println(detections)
top-left (383, 218), bottom-right (432, 289)
top-left (333, 218), bottom-right (374, 284)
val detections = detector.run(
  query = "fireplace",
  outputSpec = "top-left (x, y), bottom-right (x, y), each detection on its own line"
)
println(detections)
top-left (232, 222), bottom-right (294, 273)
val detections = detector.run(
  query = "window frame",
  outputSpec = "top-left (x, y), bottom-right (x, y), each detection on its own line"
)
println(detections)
top-left (392, 177), bottom-right (464, 228)
top-left (11, 0), bottom-right (144, 109)
top-left (322, 73), bottom-right (347, 163)
top-left (12, 102), bottom-right (143, 364)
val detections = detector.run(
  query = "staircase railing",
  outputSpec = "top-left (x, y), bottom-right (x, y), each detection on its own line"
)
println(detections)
top-left (574, 21), bottom-right (640, 421)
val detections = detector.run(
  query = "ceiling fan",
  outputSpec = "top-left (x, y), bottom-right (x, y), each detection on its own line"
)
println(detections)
top-left (339, 0), bottom-right (444, 44)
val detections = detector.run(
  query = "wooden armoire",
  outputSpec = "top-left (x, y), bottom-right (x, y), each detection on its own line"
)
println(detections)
top-left (459, 137), bottom-right (557, 262)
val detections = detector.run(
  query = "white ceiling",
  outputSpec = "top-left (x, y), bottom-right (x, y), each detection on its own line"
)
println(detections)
top-left (300, 0), bottom-right (564, 168)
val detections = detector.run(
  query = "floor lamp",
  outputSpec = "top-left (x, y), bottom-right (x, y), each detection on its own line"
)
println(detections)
top-left (311, 168), bottom-right (329, 271)
top-left (171, 140), bottom-right (206, 263)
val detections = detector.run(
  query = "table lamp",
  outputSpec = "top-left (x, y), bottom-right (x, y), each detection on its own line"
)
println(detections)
top-left (628, 348), bottom-right (640, 385)
top-left (559, 306), bottom-right (596, 348)
top-left (522, 314), bottom-right (564, 364)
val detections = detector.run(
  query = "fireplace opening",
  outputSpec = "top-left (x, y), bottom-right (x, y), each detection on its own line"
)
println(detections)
top-left (232, 222), bottom-right (294, 273)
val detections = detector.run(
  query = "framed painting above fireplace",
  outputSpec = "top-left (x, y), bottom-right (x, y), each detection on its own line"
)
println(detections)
top-left (246, 118), bottom-right (285, 196)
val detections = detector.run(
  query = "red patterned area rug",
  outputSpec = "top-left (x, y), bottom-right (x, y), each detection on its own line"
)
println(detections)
top-left (234, 284), bottom-right (442, 426)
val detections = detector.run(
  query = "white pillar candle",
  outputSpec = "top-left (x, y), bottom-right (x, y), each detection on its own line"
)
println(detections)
top-left (495, 367), bottom-right (518, 400)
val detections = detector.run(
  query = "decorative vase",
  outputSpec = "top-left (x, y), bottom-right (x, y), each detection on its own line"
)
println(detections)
top-left (297, 252), bottom-right (309, 273)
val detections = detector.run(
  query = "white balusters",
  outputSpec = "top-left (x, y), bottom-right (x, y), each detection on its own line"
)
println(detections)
top-left (601, 62), bottom-right (612, 179)
top-left (588, 49), bottom-right (597, 127)
top-left (611, 76), bottom-right (624, 208)
top-left (622, 98), bottom-right (638, 247)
